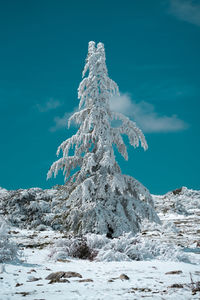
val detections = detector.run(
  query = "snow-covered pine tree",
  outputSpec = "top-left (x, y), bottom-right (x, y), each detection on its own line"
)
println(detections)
top-left (48, 41), bottom-right (160, 237)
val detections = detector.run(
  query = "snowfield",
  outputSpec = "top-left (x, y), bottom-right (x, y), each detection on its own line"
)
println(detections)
top-left (1, 252), bottom-right (200, 300)
top-left (0, 186), bottom-right (200, 299)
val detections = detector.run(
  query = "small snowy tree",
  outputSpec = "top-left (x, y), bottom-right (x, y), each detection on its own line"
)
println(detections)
top-left (48, 41), bottom-right (160, 237)
top-left (0, 217), bottom-right (19, 263)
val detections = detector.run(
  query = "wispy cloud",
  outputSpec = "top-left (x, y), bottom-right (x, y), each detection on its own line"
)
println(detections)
top-left (49, 94), bottom-right (188, 133)
top-left (36, 98), bottom-right (62, 112)
top-left (49, 112), bottom-right (69, 132)
top-left (169, 0), bottom-right (200, 26)
top-left (49, 107), bottom-right (78, 132)
top-left (110, 94), bottom-right (188, 133)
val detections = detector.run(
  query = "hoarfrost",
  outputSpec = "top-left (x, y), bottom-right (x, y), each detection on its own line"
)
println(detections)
top-left (47, 41), bottom-right (160, 237)
top-left (50, 231), bottom-right (191, 263)
top-left (0, 217), bottom-right (19, 263)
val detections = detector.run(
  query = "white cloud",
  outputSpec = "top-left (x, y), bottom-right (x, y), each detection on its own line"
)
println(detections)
top-left (169, 0), bottom-right (200, 26)
top-left (36, 98), bottom-right (62, 112)
top-left (110, 94), bottom-right (188, 133)
top-left (49, 112), bottom-right (69, 132)
top-left (49, 107), bottom-right (78, 132)
top-left (49, 94), bottom-right (188, 133)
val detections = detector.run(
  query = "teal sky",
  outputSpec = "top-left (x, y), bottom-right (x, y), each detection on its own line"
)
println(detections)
top-left (0, 0), bottom-right (199, 194)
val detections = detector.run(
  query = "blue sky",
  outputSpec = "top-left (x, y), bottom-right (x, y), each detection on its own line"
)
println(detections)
top-left (0, 0), bottom-right (199, 194)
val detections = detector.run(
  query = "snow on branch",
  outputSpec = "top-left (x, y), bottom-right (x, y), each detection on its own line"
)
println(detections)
top-left (112, 111), bottom-right (148, 150)
top-left (48, 41), bottom-right (148, 183)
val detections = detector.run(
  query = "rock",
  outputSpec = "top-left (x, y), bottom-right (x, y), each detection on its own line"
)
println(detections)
top-left (45, 271), bottom-right (82, 281)
top-left (36, 224), bottom-right (47, 231)
top-left (165, 270), bottom-right (183, 275)
top-left (78, 279), bottom-right (93, 282)
top-left (169, 283), bottom-right (184, 288)
top-left (27, 276), bottom-right (42, 282)
top-left (15, 283), bottom-right (23, 287)
top-left (63, 271), bottom-right (82, 278)
top-left (48, 278), bottom-right (70, 284)
top-left (30, 269), bottom-right (36, 273)
top-left (119, 274), bottom-right (129, 280)
top-left (57, 259), bottom-right (71, 263)
top-left (172, 188), bottom-right (183, 195)
top-left (110, 274), bottom-right (130, 281)
top-left (9, 230), bottom-right (19, 234)
top-left (45, 271), bottom-right (66, 281)
top-left (15, 292), bottom-right (31, 296)
top-left (129, 287), bottom-right (152, 293)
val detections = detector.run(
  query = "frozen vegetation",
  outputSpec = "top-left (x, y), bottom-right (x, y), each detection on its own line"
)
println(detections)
top-left (0, 42), bottom-right (199, 298)
top-left (0, 216), bottom-right (19, 263)
top-left (0, 186), bottom-right (200, 299)
top-left (0, 186), bottom-right (200, 266)
top-left (47, 41), bottom-right (159, 237)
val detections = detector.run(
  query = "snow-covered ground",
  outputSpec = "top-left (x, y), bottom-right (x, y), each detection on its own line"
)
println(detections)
top-left (1, 251), bottom-right (200, 300)
top-left (0, 186), bottom-right (200, 299)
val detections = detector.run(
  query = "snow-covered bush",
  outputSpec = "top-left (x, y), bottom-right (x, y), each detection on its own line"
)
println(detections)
top-left (0, 187), bottom-right (56, 230)
top-left (87, 232), bottom-right (191, 262)
top-left (49, 236), bottom-right (97, 261)
top-left (0, 217), bottom-right (19, 263)
top-left (47, 41), bottom-right (160, 237)
top-left (153, 187), bottom-right (200, 215)
top-left (49, 231), bottom-right (191, 263)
